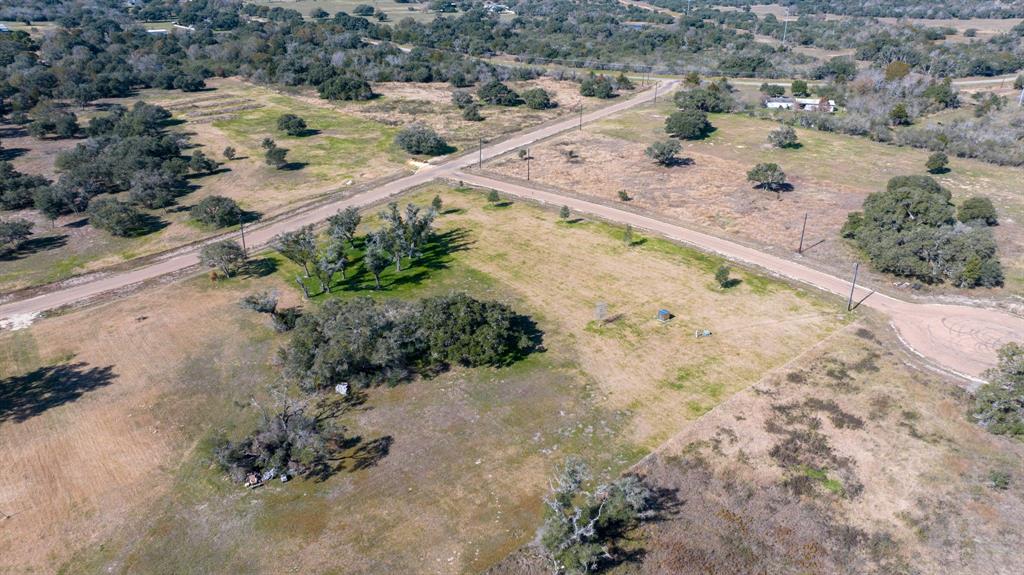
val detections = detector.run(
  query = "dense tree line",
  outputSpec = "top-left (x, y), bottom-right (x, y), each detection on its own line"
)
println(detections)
top-left (751, 69), bottom-right (1024, 168)
top-left (715, 0), bottom-right (1024, 19)
top-left (43, 102), bottom-right (190, 221)
top-left (842, 175), bottom-right (1003, 288)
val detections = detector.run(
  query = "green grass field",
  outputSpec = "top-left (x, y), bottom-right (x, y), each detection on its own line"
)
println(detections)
top-left (212, 95), bottom-right (404, 183)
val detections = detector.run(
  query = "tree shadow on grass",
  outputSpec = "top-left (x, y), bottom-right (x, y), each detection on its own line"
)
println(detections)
top-left (0, 146), bottom-right (29, 161)
top-left (339, 228), bottom-right (473, 292)
top-left (127, 214), bottom-right (169, 237)
top-left (0, 234), bottom-right (68, 262)
top-left (244, 257), bottom-right (279, 278)
top-left (308, 434), bottom-right (393, 481)
top-left (0, 362), bottom-right (117, 425)
top-left (721, 278), bottom-right (743, 289)
top-left (280, 161), bottom-right (308, 171)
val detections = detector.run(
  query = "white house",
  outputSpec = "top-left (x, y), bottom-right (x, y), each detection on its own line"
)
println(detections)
top-left (765, 96), bottom-right (837, 113)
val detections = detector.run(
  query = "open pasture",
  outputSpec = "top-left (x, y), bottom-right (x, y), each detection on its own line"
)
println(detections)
top-left (0, 184), bottom-right (845, 573)
top-left (482, 100), bottom-right (1024, 300)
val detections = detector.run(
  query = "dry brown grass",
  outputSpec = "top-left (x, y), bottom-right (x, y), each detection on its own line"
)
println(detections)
top-left (624, 318), bottom-right (1024, 575)
top-left (0, 280), bottom-right (285, 573)
top-left (0, 185), bottom-right (845, 573)
top-left (481, 102), bottom-right (1024, 301)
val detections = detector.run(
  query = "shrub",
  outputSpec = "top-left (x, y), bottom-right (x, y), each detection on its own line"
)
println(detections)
top-left (747, 163), bottom-right (787, 194)
top-left (715, 265), bottom-right (731, 288)
top-left (451, 90), bottom-right (474, 109)
top-left (665, 109), bottom-right (711, 140)
top-left (674, 88), bottom-right (731, 113)
top-left (191, 195), bottom-right (242, 227)
top-left (768, 126), bottom-right (799, 148)
top-left (0, 161), bottom-right (50, 210)
top-left (265, 144), bottom-right (288, 168)
top-left (760, 82), bottom-right (785, 97)
top-left (791, 79), bottom-right (810, 97)
top-left (645, 140), bottom-right (682, 166)
top-left (395, 124), bottom-right (449, 155)
top-left (318, 76), bottom-right (374, 101)
top-left (989, 469), bottom-right (1011, 490)
top-left (973, 343), bottom-right (1024, 438)
top-left (925, 151), bottom-right (949, 173)
top-left (889, 102), bottom-right (911, 126)
top-left (478, 80), bottom-right (521, 106)
top-left (522, 87), bottom-right (554, 110)
top-left (87, 197), bottom-right (145, 236)
top-left (580, 73), bottom-right (616, 99)
top-left (958, 196), bottom-right (998, 225)
top-left (277, 113), bottom-right (307, 136)
top-left (199, 240), bottom-right (246, 277)
top-left (214, 400), bottom-right (344, 483)
top-left (240, 291), bottom-right (278, 314)
top-left (461, 103), bottom-right (483, 121)
top-left (0, 218), bottom-right (33, 252)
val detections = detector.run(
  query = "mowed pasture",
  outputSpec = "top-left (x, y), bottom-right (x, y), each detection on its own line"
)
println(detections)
top-left (482, 100), bottom-right (1024, 299)
top-left (0, 185), bottom-right (845, 574)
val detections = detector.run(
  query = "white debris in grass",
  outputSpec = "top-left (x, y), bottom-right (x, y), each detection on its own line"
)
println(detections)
top-left (0, 313), bottom-right (39, 331)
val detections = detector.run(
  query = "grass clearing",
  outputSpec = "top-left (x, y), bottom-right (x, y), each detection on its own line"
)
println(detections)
top-left (2, 184), bottom-right (845, 573)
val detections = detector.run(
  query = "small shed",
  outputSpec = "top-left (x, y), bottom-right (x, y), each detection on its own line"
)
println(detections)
top-left (657, 309), bottom-right (673, 323)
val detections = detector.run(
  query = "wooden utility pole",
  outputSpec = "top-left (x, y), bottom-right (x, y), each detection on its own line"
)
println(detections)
top-left (239, 215), bottom-right (248, 258)
top-left (526, 149), bottom-right (531, 180)
top-left (797, 212), bottom-right (808, 254)
top-left (653, 83), bottom-right (658, 104)
top-left (847, 262), bottom-right (859, 311)
top-left (478, 138), bottom-right (483, 168)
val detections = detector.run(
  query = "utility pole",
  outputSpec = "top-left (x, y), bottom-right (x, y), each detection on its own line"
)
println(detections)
top-left (653, 82), bottom-right (658, 104)
top-left (579, 104), bottom-right (583, 130)
top-left (478, 137), bottom-right (483, 168)
top-left (847, 262), bottom-right (859, 311)
top-left (526, 152), bottom-right (531, 180)
top-left (797, 212), bottom-right (808, 254)
top-left (239, 214), bottom-right (248, 258)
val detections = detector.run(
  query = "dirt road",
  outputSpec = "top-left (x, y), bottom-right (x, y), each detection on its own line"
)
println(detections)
top-left (2, 76), bottom-right (1019, 381)
top-left (0, 80), bottom-right (676, 323)
top-left (453, 172), bottom-right (1022, 383)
